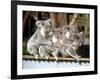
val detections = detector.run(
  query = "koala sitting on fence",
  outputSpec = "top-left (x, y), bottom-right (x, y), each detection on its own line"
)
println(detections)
top-left (61, 26), bottom-right (83, 61)
top-left (50, 28), bottom-right (62, 61)
top-left (27, 19), bottom-right (53, 59)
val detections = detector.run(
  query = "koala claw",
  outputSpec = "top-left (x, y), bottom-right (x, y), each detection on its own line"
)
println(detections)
top-left (76, 58), bottom-right (79, 62)
top-left (35, 55), bottom-right (38, 59)
top-left (45, 55), bottom-right (49, 60)
top-left (76, 55), bottom-right (81, 62)
top-left (55, 56), bottom-right (58, 61)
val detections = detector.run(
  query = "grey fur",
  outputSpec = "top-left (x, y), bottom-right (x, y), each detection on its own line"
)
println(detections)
top-left (27, 19), bottom-right (52, 59)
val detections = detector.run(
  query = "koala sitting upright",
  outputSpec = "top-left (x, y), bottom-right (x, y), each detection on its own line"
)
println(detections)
top-left (60, 26), bottom-right (83, 61)
top-left (27, 19), bottom-right (52, 59)
top-left (50, 28), bottom-right (62, 61)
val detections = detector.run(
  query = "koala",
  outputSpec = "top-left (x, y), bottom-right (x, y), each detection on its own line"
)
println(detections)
top-left (50, 28), bottom-right (63, 61)
top-left (52, 25), bottom-right (83, 61)
top-left (51, 28), bottom-right (62, 48)
top-left (38, 28), bottom-right (61, 60)
top-left (27, 19), bottom-right (52, 59)
top-left (60, 31), bottom-right (83, 61)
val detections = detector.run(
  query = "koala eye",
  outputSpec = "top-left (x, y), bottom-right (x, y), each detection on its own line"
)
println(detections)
top-left (41, 22), bottom-right (44, 26)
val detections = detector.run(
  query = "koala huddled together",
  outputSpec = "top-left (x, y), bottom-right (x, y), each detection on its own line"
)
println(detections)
top-left (27, 19), bottom-right (83, 61)
top-left (51, 26), bottom-right (83, 61)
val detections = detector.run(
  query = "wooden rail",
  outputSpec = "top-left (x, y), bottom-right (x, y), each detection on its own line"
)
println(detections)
top-left (23, 55), bottom-right (90, 62)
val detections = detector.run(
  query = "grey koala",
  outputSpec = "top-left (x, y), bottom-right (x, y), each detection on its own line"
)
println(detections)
top-left (60, 27), bottom-right (83, 61)
top-left (27, 19), bottom-right (52, 59)
top-left (38, 27), bottom-right (62, 60)
top-left (50, 28), bottom-right (62, 61)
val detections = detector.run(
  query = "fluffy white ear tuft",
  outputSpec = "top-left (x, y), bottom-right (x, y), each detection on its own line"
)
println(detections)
top-left (36, 21), bottom-right (41, 27)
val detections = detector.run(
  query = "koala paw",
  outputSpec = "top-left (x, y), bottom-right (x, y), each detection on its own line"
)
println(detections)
top-left (76, 55), bottom-right (81, 62)
top-left (45, 55), bottom-right (49, 60)
top-left (54, 56), bottom-right (58, 61)
top-left (35, 55), bottom-right (38, 59)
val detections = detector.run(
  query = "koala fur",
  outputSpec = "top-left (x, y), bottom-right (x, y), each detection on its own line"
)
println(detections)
top-left (27, 19), bottom-right (83, 61)
top-left (27, 19), bottom-right (52, 59)
top-left (60, 30), bottom-right (83, 61)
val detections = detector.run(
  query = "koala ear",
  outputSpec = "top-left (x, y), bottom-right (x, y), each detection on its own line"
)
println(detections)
top-left (36, 21), bottom-right (42, 27)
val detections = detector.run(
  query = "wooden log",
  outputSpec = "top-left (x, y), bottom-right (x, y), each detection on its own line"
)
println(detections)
top-left (23, 55), bottom-right (90, 62)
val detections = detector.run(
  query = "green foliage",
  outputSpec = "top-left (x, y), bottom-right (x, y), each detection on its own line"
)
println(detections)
top-left (23, 41), bottom-right (29, 55)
